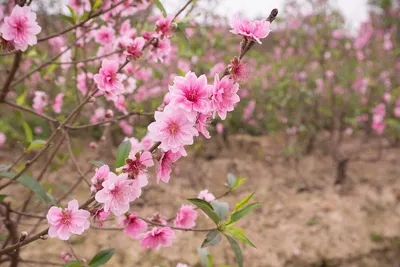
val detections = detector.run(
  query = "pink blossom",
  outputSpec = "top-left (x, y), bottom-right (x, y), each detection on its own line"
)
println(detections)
top-left (46, 199), bottom-right (90, 240)
top-left (216, 123), bottom-right (224, 134)
top-left (0, 132), bottom-right (6, 147)
top-left (151, 38), bottom-right (171, 62)
top-left (372, 103), bottom-right (386, 135)
top-left (77, 72), bottom-right (93, 95)
top-left (126, 37), bottom-right (145, 59)
top-left (0, 6), bottom-right (41, 51)
top-left (52, 93), bottom-right (64, 114)
top-left (90, 165), bottom-right (110, 192)
top-left (176, 264), bottom-right (189, 267)
top-left (95, 172), bottom-right (141, 216)
top-left (174, 205), bottom-right (197, 229)
top-left (395, 98), bottom-right (400, 118)
top-left (156, 16), bottom-right (175, 37)
top-left (169, 72), bottom-right (212, 121)
top-left (230, 14), bottom-right (271, 44)
top-left (242, 100), bottom-right (256, 121)
top-left (157, 150), bottom-right (182, 183)
top-left (119, 212), bottom-right (147, 239)
top-left (90, 107), bottom-right (105, 124)
top-left (48, 36), bottom-right (65, 52)
top-left (141, 135), bottom-right (153, 151)
top-left (148, 105), bottom-right (198, 153)
top-left (93, 59), bottom-right (124, 101)
top-left (198, 190), bottom-right (215, 202)
top-left (230, 57), bottom-right (248, 82)
top-left (211, 74), bottom-right (240, 120)
top-left (68, 0), bottom-right (90, 14)
top-left (32, 91), bottom-right (47, 114)
top-left (60, 252), bottom-right (71, 263)
top-left (93, 207), bottom-right (111, 227)
top-left (95, 26), bottom-right (115, 46)
top-left (116, 151), bottom-right (154, 186)
top-left (140, 227), bottom-right (176, 250)
top-left (34, 127), bottom-right (43, 135)
top-left (114, 96), bottom-right (128, 114)
top-left (119, 120), bottom-right (133, 135)
top-left (149, 213), bottom-right (168, 225)
top-left (196, 112), bottom-right (212, 139)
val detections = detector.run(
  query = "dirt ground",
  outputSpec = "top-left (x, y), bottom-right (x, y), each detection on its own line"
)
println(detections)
top-left (1, 134), bottom-right (400, 267)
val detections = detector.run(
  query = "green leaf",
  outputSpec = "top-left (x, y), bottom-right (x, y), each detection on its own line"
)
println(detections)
top-left (0, 172), bottom-right (49, 203)
top-left (198, 248), bottom-right (212, 267)
top-left (0, 195), bottom-right (7, 202)
top-left (230, 202), bottom-right (262, 223)
top-left (187, 198), bottom-right (220, 225)
top-left (67, 5), bottom-right (77, 24)
top-left (231, 177), bottom-right (246, 191)
top-left (234, 193), bottom-right (255, 212)
top-left (21, 120), bottom-right (33, 144)
top-left (211, 201), bottom-right (229, 221)
top-left (206, 255), bottom-right (213, 267)
top-left (153, 0), bottom-right (167, 17)
top-left (227, 173), bottom-right (237, 187)
top-left (16, 91), bottom-right (27, 106)
top-left (64, 261), bottom-right (83, 267)
top-left (201, 230), bottom-right (222, 248)
top-left (89, 160), bottom-right (106, 167)
top-left (89, 248), bottom-right (115, 267)
top-left (225, 235), bottom-right (243, 267)
top-left (0, 165), bottom-right (10, 172)
top-left (45, 64), bottom-right (58, 77)
top-left (27, 140), bottom-right (46, 152)
top-left (92, 0), bottom-right (102, 9)
top-left (225, 227), bottom-right (256, 248)
top-left (115, 141), bottom-right (131, 169)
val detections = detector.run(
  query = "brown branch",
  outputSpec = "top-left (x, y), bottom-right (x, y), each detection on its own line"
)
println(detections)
top-left (4, 101), bottom-right (58, 123)
top-left (173, 0), bottom-right (195, 21)
top-left (0, 52), bottom-right (22, 102)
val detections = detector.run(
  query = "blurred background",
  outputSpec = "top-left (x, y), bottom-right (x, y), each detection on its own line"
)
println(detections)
top-left (0, 0), bottom-right (399, 266)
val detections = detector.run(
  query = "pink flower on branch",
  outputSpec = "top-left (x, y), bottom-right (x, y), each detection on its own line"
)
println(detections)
top-left (116, 151), bottom-right (154, 187)
top-left (140, 227), bottom-right (176, 250)
top-left (148, 105), bottom-right (198, 153)
top-left (125, 37), bottom-right (145, 59)
top-left (46, 200), bottom-right (90, 240)
top-left (0, 6), bottom-right (41, 51)
top-left (32, 91), bottom-right (48, 114)
top-left (119, 212), bottom-right (147, 239)
top-left (90, 165), bottom-right (110, 192)
top-left (156, 16), bottom-right (176, 37)
top-left (93, 59), bottom-right (125, 101)
top-left (95, 172), bottom-right (141, 216)
top-left (169, 71), bottom-right (212, 121)
top-left (211, 74), bottom-right (240, 120)
top-left (174, 205), bottom-right (197, 229)
top-left (52, 93), bottom-right (64, 114)
top-left (157, 150), bottom-right (182, 184)
top-left (230, 14), bottom-right (271, 44)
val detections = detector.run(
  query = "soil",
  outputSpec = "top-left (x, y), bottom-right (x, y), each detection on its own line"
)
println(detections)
top-left (1, 134), bottom-right (400, 267)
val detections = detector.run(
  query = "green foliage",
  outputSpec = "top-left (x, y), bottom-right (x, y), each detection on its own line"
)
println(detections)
top-left (89, 248), bottom-right (115, 267)
top-left (0, 172), bottom-right (49, 203)
top-left (229, 202), bottom-right (262, 224)
top-left (115, 141), bottom-right (131, 169)
top-left (225, 235), bottom-right (243, 267)
top-left (187, 198), bottom-right (220, 225)
top-left (201, 230), bottom-right (222, 248)
top-left (153, 0), bottom-right (167, 17)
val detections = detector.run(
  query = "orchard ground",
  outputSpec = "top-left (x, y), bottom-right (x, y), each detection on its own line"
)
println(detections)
top-left (2, 133), bottom-right (400, 267)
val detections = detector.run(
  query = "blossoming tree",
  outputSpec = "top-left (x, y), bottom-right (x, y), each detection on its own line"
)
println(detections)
top-left (0, 0), bottom-right (278, 266)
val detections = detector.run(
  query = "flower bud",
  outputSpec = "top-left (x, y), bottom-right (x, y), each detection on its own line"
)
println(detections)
top-left (105, 109), bottom-right (114, 119)
top-left (19, 231), bottom-right (28, 242)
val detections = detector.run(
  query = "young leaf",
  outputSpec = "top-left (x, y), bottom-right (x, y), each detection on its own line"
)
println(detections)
top-left (187, 198), bottom-right (220, 225)
top-left (0, 195), bottom-right (7, 202)
top-left (89, 248), bottom-right (115, 267)
top-left (66, 5), bottom-right (77, 24)
top-left (230, 202), bottom-right (262, 223)
top-left (92, 0), bottom-right (102, 10)
top-left (115, 141), bottom-right (131, 169)
top-left (225, 227), bottom-right (256, 248)
top-left (89, 160), bottom-right (106, 167)
top-left (27, 140), bottom-right (46, 152)
top-left (231, 177), bottom-right (246, 191)
top-left (234, 193), bottom-right (255, 212)
top-left (225, 235), bottom-right (243, 267)
top-left (201, 230), bottom-right (222, 248)
top-left (0, 172), bottom-right (49, 203)
top-left (21, 120), bottom-right (33, 144)
top-left (211, 201), bottom-right (229, 221)
top-left (64, 261), bottom-right (83, 267)
top-left (197, 248), bottom-right (212, 267)
top-left (153, 0), bottom-right (167, 17)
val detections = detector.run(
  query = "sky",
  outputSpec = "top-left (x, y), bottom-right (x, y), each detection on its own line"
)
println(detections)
top-left (164, 0), bottom-right (369, 29)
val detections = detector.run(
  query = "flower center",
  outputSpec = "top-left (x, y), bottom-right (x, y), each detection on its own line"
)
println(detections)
top-left (186, 89), bottom-right (197, 102)
top-left (168, 122), bottom-right (179, 135)
top-left (61, 210), bottom-right (72, 225)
